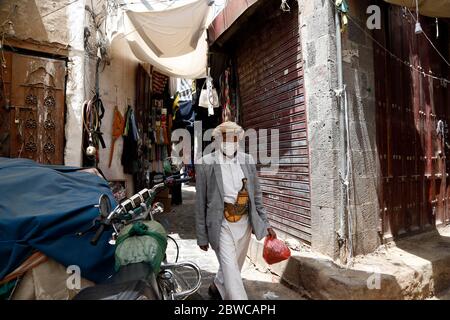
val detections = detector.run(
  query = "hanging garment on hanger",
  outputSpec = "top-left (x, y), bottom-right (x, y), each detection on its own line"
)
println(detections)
top-left (172, 93), bottom-right (180, 122)
top-left (177, 100), bottom-right (195, 126)
top-left (176, 78), bottom-right (193, 102)
top-left (121, 106), bottom-right (139, 174)
top-left (153, 141), bottom-right (157, 161)
top-left (155, 122), bottom-right (161, 145)
top-left (152, 129), bottom-right (157, 145)
top-left (169, 77), bottom-right (178, 98)
top-left (108, 106), bottom-right (125, 168)
top-left (161, 109), bottom-right (169, 145)
top-left (128, 106), bottom-right (140, 141)
top-left (152, 70), bottom-right (169, 95)
top-left (160, 124), bottom-right (165, 145)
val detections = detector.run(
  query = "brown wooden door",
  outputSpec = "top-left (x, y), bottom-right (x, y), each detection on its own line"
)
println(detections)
top-left (374, 4), bottom-right (450, 241)
top-left (1, 52), bottom-right (66, 164)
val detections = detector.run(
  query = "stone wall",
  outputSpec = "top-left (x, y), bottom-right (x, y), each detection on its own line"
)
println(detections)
top-left (341, 0), bottom-right (380, 256)
top-left (96, 36), bottom-right (139, 193)
top-left (298, 0), bottom-right (341, 259)
top-left (298, 0), bottom-right (380, 260)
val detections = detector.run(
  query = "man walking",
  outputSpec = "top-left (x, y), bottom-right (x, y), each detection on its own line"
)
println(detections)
top-left (195, 121), bottom-right (276, 300)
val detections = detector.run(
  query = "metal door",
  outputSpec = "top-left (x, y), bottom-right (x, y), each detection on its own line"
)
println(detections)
top-left (234, 1), bottom-right (311, 243)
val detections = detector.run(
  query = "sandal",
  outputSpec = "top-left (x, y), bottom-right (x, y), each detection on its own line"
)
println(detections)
top-left (208, 282), bottom-right (223, 300)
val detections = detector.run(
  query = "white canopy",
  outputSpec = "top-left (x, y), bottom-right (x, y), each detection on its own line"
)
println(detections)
top-left (384, 0), bottom-right (450, 18)
top-left (111, 0), bottom-right (216, 78)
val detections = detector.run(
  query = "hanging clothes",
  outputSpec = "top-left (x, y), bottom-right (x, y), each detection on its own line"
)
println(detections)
top-left (161, 109), bottom-right (169, 145)
top-left (172, 96), bottom-right (195, 130)
top-left (178, 100), bottom-right (195, 124)
top-left (152, 70), bottom-right (169, 95)
top-left (121, 106), bottom-right (139, 174)
top-left (108, 106), bottom-right (125, 168)
top-left (169, 77), bottom-right (178, 97)
top-left (176, 78), bottom-right (194, 101)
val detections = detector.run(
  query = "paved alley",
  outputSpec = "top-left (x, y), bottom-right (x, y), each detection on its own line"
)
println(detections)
top-left (159, 185), bottom-right (304, 300)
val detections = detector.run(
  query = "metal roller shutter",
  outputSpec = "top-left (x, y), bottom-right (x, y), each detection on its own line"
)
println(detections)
top-left (234, 1), bottom-right (311, 243)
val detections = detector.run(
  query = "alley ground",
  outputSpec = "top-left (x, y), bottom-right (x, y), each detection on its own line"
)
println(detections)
top-left (159, 185), bottom-right (304, 300)
top-left (159, 185), bottom-right (450, 300)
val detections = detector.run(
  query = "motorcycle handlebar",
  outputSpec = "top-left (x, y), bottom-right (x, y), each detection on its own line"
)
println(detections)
top-left (121, 175), bottom-right (190, 212)
top-left (89, 173), bottom-right (191, 245)
top-left (121, 189), bottom-right (152, 213)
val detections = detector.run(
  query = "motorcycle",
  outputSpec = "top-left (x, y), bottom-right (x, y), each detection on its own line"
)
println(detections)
top-left (73, 173), bottom-right (201, 300)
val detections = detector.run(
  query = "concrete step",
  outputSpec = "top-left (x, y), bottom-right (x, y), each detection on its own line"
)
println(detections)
top-left (247, 225), bottom-right (450, 300)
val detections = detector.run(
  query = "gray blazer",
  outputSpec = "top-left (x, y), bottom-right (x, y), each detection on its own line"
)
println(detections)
top-left (195, 152), bottom-right (271, 251)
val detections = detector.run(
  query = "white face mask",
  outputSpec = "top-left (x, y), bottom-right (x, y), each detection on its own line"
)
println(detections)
top-left (220, 141), bottom-right (238, 157)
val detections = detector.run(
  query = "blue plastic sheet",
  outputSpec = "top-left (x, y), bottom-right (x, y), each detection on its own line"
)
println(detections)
top-left (0, 157), bottom-right (116, 283)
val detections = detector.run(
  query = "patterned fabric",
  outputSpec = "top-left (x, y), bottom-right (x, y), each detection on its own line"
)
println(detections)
top-left (152, 70), bottom-right (169, 94)
top-left (177, 78), bottom-right (193, 101)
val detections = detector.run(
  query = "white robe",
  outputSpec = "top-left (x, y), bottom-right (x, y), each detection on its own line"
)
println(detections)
top-left (213, 152), bottom-right (252, 300)
top-left (214, 216), bottom-right (252, 300)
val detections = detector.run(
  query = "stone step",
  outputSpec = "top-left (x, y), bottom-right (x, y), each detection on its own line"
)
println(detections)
top-left (247, 226), bottom-right (450, 300)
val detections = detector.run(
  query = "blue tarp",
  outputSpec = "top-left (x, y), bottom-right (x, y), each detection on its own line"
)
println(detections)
top-left (0, 157), bottom-right (116, 283)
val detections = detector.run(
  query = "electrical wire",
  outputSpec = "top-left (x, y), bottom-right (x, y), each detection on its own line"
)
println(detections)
top-left (406, 8), bottom-right (450, 68)
top-left (41, 0), bottom-right (80, 19)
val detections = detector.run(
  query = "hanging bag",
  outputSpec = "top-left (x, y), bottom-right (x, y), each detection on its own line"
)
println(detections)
top-left (198, 77), bottom-right (219, 114)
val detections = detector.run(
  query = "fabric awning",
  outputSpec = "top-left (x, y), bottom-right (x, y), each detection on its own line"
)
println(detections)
top-left (384, 0), bottom-right (450, 18)
top-left (125, 0), bottom-right (210, 58)
top-left (111, 0), bottom-right (215, 78)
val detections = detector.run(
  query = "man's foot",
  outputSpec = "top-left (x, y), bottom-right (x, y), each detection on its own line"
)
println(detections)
top-left (208, 282), bottom-right (223, 300)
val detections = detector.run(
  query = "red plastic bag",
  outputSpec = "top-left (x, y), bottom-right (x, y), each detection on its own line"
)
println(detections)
top-left (263, 236), bottom-right (291, 265)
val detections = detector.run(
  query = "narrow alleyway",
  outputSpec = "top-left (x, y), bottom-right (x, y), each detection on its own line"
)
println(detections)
top-left (159, 185), bottom-right (304, 300)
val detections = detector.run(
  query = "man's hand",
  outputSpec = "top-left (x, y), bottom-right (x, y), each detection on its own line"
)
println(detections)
top-left (267, 227), bottom-right (277, 239)
top-left (199, 244), bottom-right (209, 251)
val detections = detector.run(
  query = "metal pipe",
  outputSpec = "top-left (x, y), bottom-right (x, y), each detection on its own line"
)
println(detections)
top-left (335, 8), bottom-right (344, 90)
top-left (334, 6), bottom-right (348, 256)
